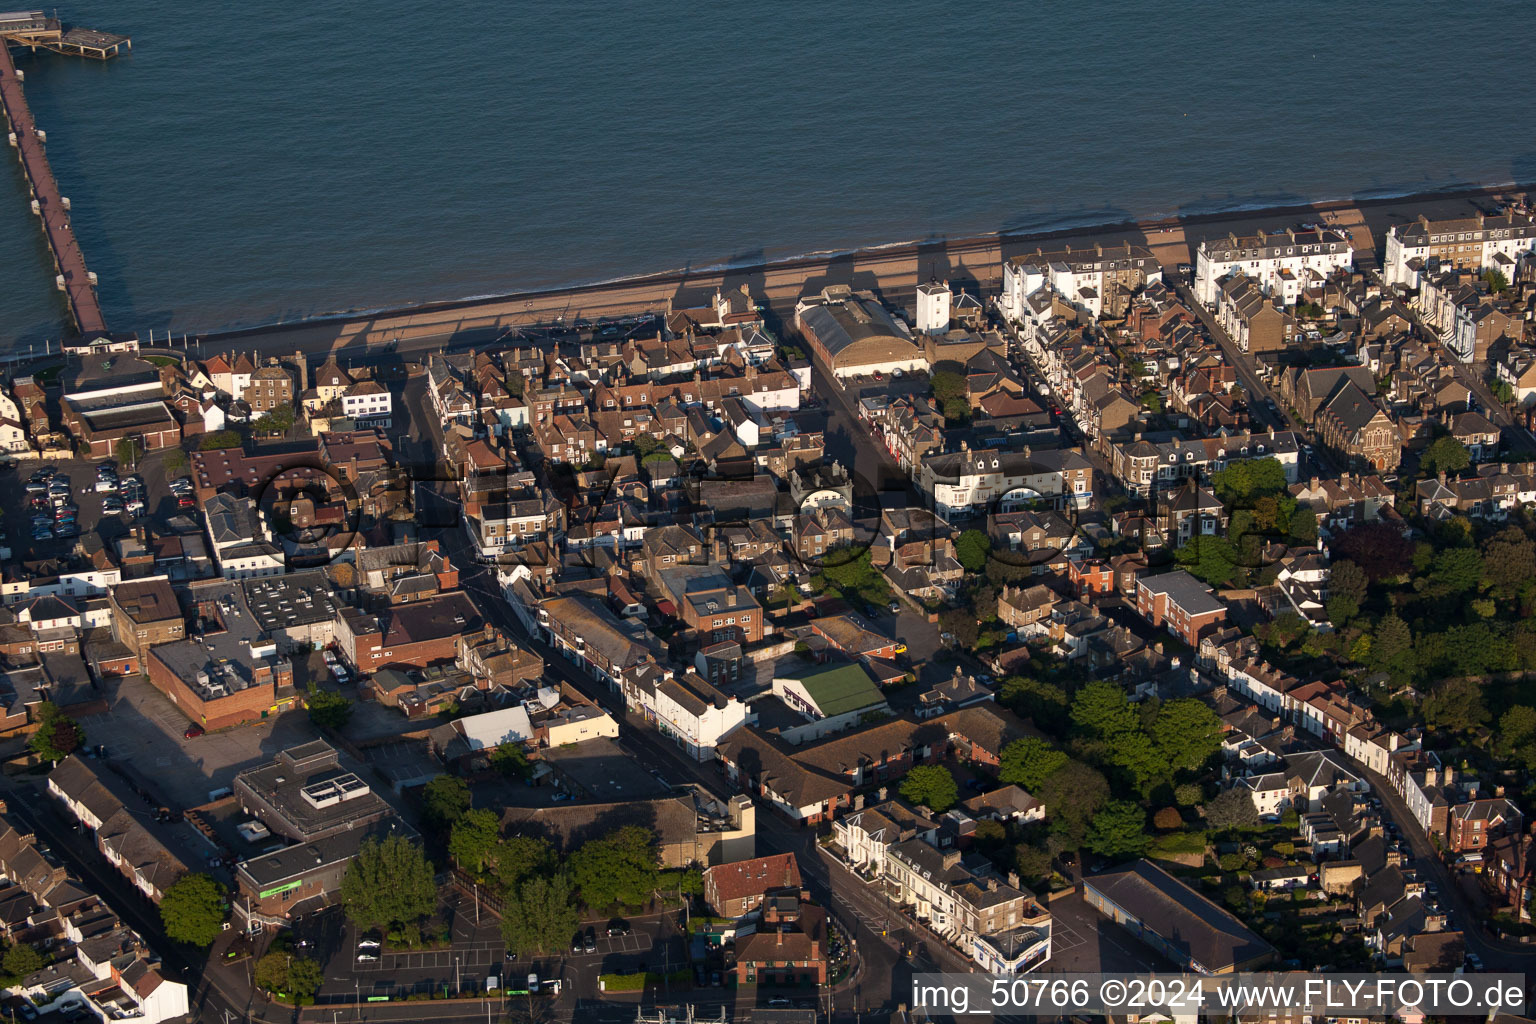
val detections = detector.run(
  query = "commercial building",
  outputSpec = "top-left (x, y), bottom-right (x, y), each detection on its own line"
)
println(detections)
top-left (232, 741), bottom-right (411, 927)
top-left (145, 580), bottom-right (295, 729)
top-left (108, 579), bottom-right (183, 661)
top-left (703, 852), bottom-right (803, 918)
top-left (919, 447), bottom-right (1095, 519)
top-left (769, 661), bottom-right (889, 744)
top-left (795, 286), bottom-right (927, 379)
top-left (1084, 859), bottom-right (1275, 973)
top-left (240, 570), bottom-right (339, 652)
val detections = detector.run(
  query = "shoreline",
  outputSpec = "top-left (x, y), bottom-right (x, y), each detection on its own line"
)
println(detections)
top-left (186, 177), bottom-right (1531, 348)
top-left (78, 177), bottom-right (1523, 355)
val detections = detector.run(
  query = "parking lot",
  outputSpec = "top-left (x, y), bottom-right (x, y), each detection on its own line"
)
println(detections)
top-left (77, 676), bottom-right (317, 811)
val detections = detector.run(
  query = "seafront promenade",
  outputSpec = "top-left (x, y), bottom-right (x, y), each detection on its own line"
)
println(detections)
top-left (188, 183), bottom-right (1526, 363)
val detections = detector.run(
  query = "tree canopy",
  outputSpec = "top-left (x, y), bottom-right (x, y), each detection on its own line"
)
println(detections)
top-left (421, 774), bottom-right (471, 829)
top-left (1421, 435), bottom-right (1471, 477)
top-left (998, 737), bottom-right (1069, 791)
top-left (999, 676), bottom-right (1070, 736)
top-left (29, 702), bottom-right (84, 762)
top-left (305, 685), bottom-right (353, 730)
top-left (955, 530), bottom-right (991, 573)
top-left (567, 825), bottom-right (660, 910)
top-left (1175, 536), bottom-right (1239, 588)
top-left (502, 873), bottom-right (581, 956)
top-left (448, 808), bottom-right (502, 877)
top-left (898, 765), bottom-right (959, 813)
top-left (340, 835), bottom-right (436, 931)
top-left (1204, 788), bottom-right (1259, 831)
top-left (159, 873), bottom-right (227, 947)
top-left (1149, 699), bottom-right (1223, 772)
top-left (1212, 457), bottom-right (1288, 505)
top-left (1070, 680), bottom-right (1139, 739)
top-left (1331, 522), bottom-right (1415, 581)
top-left (1084, 800), bottom-right (1150, 859)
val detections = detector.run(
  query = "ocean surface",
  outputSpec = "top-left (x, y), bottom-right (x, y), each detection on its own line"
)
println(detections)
top-left (3, 1), bottom-right (1536, 351)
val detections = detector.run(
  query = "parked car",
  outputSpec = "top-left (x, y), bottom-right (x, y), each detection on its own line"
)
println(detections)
top-left (606, 919), bottom-right (630, 937)
top-left (571, 932), bottom-right (584, 954)
top-left (584, 927), bottom-right (596, 953)
top-left (184, 724), bottom-right (204, 739)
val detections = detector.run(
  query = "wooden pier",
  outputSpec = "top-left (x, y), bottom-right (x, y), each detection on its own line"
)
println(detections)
top-left (0, 11), bottom-right (130, 59)
top-left (0, 10), bottom-right (130, 339)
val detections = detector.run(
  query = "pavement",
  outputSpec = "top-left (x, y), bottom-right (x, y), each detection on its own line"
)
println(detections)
top-left (78, 674), bottom-right (316, 811)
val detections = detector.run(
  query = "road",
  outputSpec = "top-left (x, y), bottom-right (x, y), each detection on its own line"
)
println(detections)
top-left (1363, 269), bottom-right (1536, 452)
top-left (1356, 764), bottom-right (1536, 977)
top-left (0, 780), bottom-right (289, 1024)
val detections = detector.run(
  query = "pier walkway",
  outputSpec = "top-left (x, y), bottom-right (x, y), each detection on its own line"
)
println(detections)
top-left (0, 27), bottom-right (109, 336)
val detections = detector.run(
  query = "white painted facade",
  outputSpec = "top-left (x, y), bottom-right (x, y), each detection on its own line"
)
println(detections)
top-left (1384, 214), bottom-right (1536, 286)
top-left (1194, 229), bottom-right (1352, 308)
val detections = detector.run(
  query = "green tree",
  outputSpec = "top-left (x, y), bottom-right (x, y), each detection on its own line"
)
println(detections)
top-left (305, 685), bottom-right (353, 730)
top-left (955, 530), bottom-right (991, 573)
top-left (1493, 379), bottom-right (1516, 404)
top-left (1483, 268), bottom-right (1510, 294)
top-left (1211, 458), bottom-right (1288, 505)
top-left (1084, 801), bottom-right (1150, 859)
top-left (1070, 680), bottom-right (1139, 739)
top-left (492, 835), bottom-right (558, 894)
top-left (252, 404), bottom-right (295, 435)
top-left (1329, 560), bottom-right (1369, 606)
top-left (1014, 843), bottom-right (1053, 888)
top-left (502, 873), bottom-right (582, 956)
top-left (632, 434), bottom-right (662, 458)
top-left (421, 774), bottom-right (471, 829)
top-left (1204, 788), bottom-right (1259, 831)
top-left (1427, 546), bottom-right (1484, 596)
top-left (931, 370), bottom-right (967, 405)
top-left (1498, 705), bottom-right (1536, 769)
top-left (1371, 612), bottom-right (1416, 679)
top-left (899, 764), bottom-right (959, 813)
top-left (1106, 731), bottom-right (1171, 794)
top-left (1000, 676), bottom-right (1071, 736)
top-left (159, 873), bottom-right (227, 947)
top-left (1, 943), bottom-right (43, 981)
top-left (1175, 537), bottom-right (1239, 588)
top-left (1481, 527), bottom-right (1536, 601)
top-left (198, 430), bottom-right (242, 450)
top-left (29, 702), bottom-right (84, 762)
top-left (1422, 677), bottom-right (1488, 734)
top-left (1421, 436), bottom-right (1470, 477)
top-left (162, 448), bottom-right (189, 474)
top-left (1040, 761), bottom-right (1110, 849)
top-left (340, 835), bottom-right (437, 931)
top-left (998, 737), bottom-right (1069, 792)
top-left (253, 951), bottom-right (291, 994)
top-left (448, 808), bottom-right (502, 876)
top-left (115, 436), bottom-right (143, 469)
top-left (1150, 699), bottom-right (1222, 772)
top-left (489, 744), bottom-right (531, 779)
top-left (1325, 594), bottom-right (1359, 626)
top-left (568, 826), bottom-right (660, 910)
top-left (938, 606), bottom-right (980, 649)
top-left (286, 957), bottom-right (323, 1004)
top-left (1174, 783), bottom-right (1203, 807)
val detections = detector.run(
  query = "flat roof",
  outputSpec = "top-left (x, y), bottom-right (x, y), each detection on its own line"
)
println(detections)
top-left (235, 743), bottom-right (392, 840)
